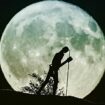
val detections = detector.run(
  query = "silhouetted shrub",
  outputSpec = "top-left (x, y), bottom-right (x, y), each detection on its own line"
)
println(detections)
top-left (21, 73), bottom-right (64, 96)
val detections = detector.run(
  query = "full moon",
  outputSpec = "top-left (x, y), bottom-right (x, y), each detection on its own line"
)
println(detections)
top-left (0, 1), bottom-right (105, 98)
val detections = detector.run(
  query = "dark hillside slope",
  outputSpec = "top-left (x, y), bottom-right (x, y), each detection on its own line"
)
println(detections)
top-left (0, 90), bottom-right (104, 105)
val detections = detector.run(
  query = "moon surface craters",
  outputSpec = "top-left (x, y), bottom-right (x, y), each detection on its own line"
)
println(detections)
top-left (0, 1), bottom-right (105, 98)
top-left (88, 20), bottom-right (97, 32)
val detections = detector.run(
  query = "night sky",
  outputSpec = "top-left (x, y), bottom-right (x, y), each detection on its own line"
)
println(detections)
top-left (0, 0), bottom-right (105, 103)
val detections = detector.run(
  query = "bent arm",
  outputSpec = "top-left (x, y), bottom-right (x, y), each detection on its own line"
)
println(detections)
top-left (60, 57), bottom-right (73, 67)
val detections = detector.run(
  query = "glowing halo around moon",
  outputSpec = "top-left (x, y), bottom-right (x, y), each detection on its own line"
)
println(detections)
top-left (0, 1), bottom-right (105, 98)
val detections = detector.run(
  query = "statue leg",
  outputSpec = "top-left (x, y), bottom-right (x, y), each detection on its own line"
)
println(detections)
top-left (53, 71), bottom-right (58, 95)
top-left (37, 67), bottom-right (52, 95)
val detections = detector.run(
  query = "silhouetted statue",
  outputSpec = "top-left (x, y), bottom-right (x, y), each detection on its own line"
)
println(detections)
top-left (37, 46), bottom-right (73, 95)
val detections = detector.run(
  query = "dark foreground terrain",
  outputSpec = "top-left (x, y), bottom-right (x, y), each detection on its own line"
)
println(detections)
top-left (0, 90), bottom-right (104, 105)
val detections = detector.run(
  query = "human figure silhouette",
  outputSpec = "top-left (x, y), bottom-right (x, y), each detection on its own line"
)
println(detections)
top-left (37, 46), bottom-right (73, 95)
